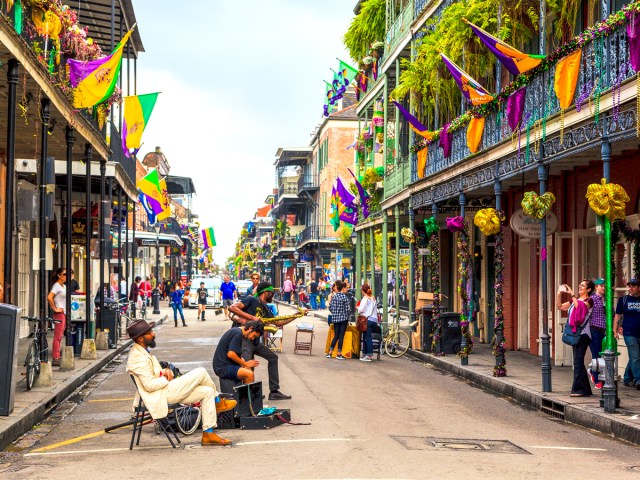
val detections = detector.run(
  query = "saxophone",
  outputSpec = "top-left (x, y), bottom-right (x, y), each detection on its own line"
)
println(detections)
top-left (257, 307), bottom-right (306, 333)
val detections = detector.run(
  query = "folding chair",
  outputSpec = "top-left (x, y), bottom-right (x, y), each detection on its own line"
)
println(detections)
top-left (294, 323), bottom-right (314, 355)
top-left (129, 375), bottom-right (182, 449)
top-left (266, 327), bottom-right (284, 352)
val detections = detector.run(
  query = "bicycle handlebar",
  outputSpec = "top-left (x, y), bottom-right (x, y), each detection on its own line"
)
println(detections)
top-left (22, 315), bottom-right (56, 323)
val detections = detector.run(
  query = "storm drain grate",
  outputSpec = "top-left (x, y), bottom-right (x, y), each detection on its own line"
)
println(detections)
top-left (540, 398), bottom-right (566, 420)
top-left (391, 436), bottom-right (530, 454)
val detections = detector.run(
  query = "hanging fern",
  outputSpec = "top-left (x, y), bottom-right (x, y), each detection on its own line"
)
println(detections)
top-left (344, 0), bottom-right (387, 61)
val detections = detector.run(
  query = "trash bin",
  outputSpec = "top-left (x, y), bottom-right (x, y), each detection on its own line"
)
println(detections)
top-left (0, 303), bottom-right (22, 416)
top-left (440, 312), bottom-right (462, 354)
top-left (420, 306), bottom-right (446, 352)
top-left (97, 306), bottom-right (118, 347)
top-left (70, 322), bottom-right (85, 356)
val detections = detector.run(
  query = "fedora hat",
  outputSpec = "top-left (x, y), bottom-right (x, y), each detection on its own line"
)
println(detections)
top-left (127, 319), bottom-right (156, 339)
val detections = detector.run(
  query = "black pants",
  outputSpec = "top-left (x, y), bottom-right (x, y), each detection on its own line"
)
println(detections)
top-left (242, 338), bottom-right (279, 392)
top-left (572, 334), bottom-right (593, 395)
top-left (330, 321), bottom-right (348, 352)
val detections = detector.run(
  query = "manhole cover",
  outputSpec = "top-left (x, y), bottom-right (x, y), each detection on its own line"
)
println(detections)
top-left (391, 436), bottom-right (530, 455)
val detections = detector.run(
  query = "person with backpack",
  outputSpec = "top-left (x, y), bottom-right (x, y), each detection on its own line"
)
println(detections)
top-left (614, 278), bottom-right (640, 389)
top-left (556, 279), bottom-right (594, 397)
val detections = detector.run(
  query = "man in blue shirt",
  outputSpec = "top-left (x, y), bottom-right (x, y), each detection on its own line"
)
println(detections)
top-left (615, 278), bottom-right (640, 389)
top-left (220, 275), bottom-right (237, 320)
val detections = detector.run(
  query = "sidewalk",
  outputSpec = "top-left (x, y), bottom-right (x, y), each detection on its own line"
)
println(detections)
top-left (301, 305), bottom-right (640, 446)
top-left (0, 305), bottom-right (170, 451)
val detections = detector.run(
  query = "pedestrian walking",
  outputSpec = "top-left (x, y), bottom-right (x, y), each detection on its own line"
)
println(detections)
top-left (318, 278), bottom-right (327, 309)
top-left (220, 275), bottom-right (237, 320)
top-left (614, 278), bottom-right (640, 389)
top-left (556, 280), bottom-right (594, 397)
top-left (282, 276), bottom-right (294, 304)
top-left (170, 284), bottom-right (187, 327)
top-left (327, 280), bottom-right (350, 360)
top-left (196, 281), bottom-right (208, 321)
top-left (309, 278), bottom-right (319, 310)
top-left (358, 283), bottom-right (378, 362)
top-left (47, 268), bottom-right (67, 367)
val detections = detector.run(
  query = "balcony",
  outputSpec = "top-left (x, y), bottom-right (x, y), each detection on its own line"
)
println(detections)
top-left (278, 180), bottom-right (299, 198)
top-left (298, 174), bottom-right (319, 194)
top-left (385, 0), bottom-right (414, 57)
top-left (422, 21), bottom-right (634, 180)
top-left (384, 157), bottom-right (411, 200)
top-left (276, 236), bottom-right (297, 253)
top-left (296, 225), bottom-right (338, 248)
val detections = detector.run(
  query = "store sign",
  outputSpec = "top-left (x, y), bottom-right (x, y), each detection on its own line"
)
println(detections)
top-left (510, 208), bottom-right (558, 238)
top-left (71, 218), bottom-right (86, 245)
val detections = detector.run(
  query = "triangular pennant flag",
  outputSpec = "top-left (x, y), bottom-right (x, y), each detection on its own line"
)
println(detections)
top-left (136, 169), bottom-right (163, 215)
top-left (440, 53), bottom-right (494, 106)
top-left (554, 48), bottom-right (582, 110)
top-left (464, 19), bottom-right (544, 76)
top-left (392, 101), bottom-right (435, 140)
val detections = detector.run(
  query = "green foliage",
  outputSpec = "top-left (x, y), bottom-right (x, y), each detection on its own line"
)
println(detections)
top-left (337, 225), bottom-right (354, 249)
top-left (392, 0), bottom-right (544, 126)
top-left (374, 166), bottom-right (385, 177)
top-left (343, 0), bottom-right (386, 61)
top-left (273, 219), bottom-right (290, 238)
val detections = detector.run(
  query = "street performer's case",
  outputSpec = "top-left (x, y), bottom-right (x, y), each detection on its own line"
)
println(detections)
top-left (239, 409), bottom-right (291, 430)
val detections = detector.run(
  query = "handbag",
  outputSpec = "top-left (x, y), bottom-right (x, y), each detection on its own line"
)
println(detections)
top-left (356, 298), bottom-right (375, 332)
top-left (561, 304), bottom-right (590, 346)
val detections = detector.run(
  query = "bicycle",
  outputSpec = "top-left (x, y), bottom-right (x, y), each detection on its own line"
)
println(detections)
top-left (381, 308), bottom-right (411, 358)
top-left (116, 300), bottom-right (137, 339)
top-left (22, 315), bottom-right (56, 390)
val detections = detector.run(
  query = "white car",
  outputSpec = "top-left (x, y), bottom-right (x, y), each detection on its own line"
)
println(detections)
top-left (235, 279), bottom-right (254, 298)
top-left (188, 277), bottom-right (222, 309)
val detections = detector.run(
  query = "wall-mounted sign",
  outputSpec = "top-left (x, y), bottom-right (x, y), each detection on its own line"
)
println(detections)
top-left (510, 208), bottom-right (558, 238)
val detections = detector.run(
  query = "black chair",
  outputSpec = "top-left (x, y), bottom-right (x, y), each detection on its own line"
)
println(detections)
top-left (128, 375), bottom-right (181, 449)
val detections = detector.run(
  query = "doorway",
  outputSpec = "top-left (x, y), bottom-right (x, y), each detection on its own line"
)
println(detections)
top-left (517, 239), bottom-right (530, 351)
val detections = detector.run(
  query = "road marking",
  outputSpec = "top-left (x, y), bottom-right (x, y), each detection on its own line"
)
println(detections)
top-left (29, 430), bottom-right (109, 453)
top-left (235, 438), bottom-right (352, 446)
top-left (87, 397), bottom-right (134, 403)
top-left (528, 446), bottom-right (607, 451)
top-left (25, 446), bottom-right (168, 457)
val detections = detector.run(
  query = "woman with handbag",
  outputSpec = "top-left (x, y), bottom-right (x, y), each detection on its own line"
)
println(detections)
top-left (556, 280), bottom-right (595, 397)
top-left (357, 283), bottom-right (378, 362)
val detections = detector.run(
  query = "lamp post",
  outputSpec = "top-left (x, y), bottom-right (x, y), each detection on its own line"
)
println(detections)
top-left (152, 223), bottom-right (161, 314)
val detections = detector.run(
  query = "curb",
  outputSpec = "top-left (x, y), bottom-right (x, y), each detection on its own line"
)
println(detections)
top-left (0, 314), bottom-right (168, 451)
top-left (406, 348), bottom-right (640, 446)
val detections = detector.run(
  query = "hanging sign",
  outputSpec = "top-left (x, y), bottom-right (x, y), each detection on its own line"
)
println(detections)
top-left (510, 208), bottom-right (558, 238)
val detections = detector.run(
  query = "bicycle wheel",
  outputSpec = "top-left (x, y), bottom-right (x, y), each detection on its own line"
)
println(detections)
top-left (385, 330), bottom-right (410, 358)
top-left (25, 341), bottom-right (39, 390)
top-left (174, 405), bottom-right (201, 435)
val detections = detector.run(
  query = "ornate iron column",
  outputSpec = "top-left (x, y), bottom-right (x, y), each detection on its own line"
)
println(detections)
top-left (117, 188), bottom-right (122, 303)
top-left (124, 196), bottom-right (129, 305)
top-left (38, 98), bottom-right (51, 361)
top-left (459, 191), bottom-right (470, 366)
top-left (355, 230), bottom-right (361, 291)
top-left (369, 226), bottom-right (375, 297)
top-left (494, 177), bottom-right (507, 376)
top-left (395, 205), bottom-right (400, 312)
top-left (98, 158), bottom-right (107, 330)
top-left (362, 229), bottom-right (367, 284)
top-left (85, 143), bottom-right (93, 338)
top-left (409, 198), bottom-right (416, 325)
top-left (4, 59), bottom-right (18, 304)
top-left (539, 150), bottom-right (552, 392)
top-left (65, 126), bottom-right (74, 347)
top-left (382, 210), bottom-right (389, 325)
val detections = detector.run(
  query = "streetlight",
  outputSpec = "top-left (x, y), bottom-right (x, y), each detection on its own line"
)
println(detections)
top-left (152, 223), bottom-right (161, 314)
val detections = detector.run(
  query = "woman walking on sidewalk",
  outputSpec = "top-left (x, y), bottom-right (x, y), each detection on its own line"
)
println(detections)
top-left (327, 280), bottom-right (350, 359)
top-left (47, 268), bottom-right (67, 367)
top-left (170, 284), bottom-right (188, 327)
top-left (556, 280), bottom-right (594, 397)
top-left (358, 283), bottom-right (378, 362)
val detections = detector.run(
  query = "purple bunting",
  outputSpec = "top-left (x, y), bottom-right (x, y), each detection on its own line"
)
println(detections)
top-left (68, 55), bottom-right (113, 87)
top-left (335, 177), bottom-right (358, 225)
top-left (506, 87), bottom-right (527, 132)
top-left (439, 123), bottom-right (452, 158)
top-left (348, 169), bottom-right (370, 219)
top-left (627, 13), bottom-right (640, 71)
top-left (446, 216), bottom-right (465, 233)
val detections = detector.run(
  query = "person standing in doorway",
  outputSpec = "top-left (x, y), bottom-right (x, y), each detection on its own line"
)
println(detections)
top-left (220, 275), bottom-right (237, 320)
top-left (47, 268), bottom-right (67, 367)
top-left (282, 276), bottom-right (293, 304)
top-left (309, 278), bottom-right (319, 310)
top-left (170, 284), bottom-right (188, 327)
top-left (587, 278), bottom-right (606, 389)
top-left (615, 278), bottom-right (640, 389)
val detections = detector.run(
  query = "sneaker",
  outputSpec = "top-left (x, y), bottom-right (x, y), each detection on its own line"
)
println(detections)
top-left (336, 355), bottom-right (345, 360)
top-left (624, 381), bottom-right (636, 388)
top-left (587, 368), bottom-right (597, 386)
top-left (326, 353), bottom-right (332, 358)
top-left (359, 356), bottom-right (372, 362)
top-left (595, 382), bottom-right (603, 390)
top-left (268, 390), bottom-right (292, 400)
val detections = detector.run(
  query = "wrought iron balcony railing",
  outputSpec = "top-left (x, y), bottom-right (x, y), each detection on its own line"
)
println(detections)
top-left (422, 22), bottom-right (634, 179)
top-left (278, 181), bottom-right (299, 197)
top-left (296, 225), bottom-right (338, 247)
top-left (384, 157), bottom-right (412, 200)
top-left (110, 121), bottom-right (135, 186)
top-left (297, 174), bottom-right (319, 192)
top-left (385, 0), bottom-right (414, 56)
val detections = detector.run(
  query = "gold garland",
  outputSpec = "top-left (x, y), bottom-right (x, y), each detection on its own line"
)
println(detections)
top-left (521, 191), bottom-right (556, 219)
top-left (474, 208), bottom-right (501, 236)
top-left (585, 178), bottom-right (630, 221)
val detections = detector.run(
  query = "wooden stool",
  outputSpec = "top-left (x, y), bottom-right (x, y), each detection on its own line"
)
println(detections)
top-left (294, 323), bottom-right (314, 355)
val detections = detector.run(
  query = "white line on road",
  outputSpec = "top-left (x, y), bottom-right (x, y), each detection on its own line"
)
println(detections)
top-left (235, 438), bottom-right (353, 446)
top-left (528, 446), bottom-right (608, 451)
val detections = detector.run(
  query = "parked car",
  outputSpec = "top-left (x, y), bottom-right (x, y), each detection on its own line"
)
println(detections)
top-left (188, 276), bottom-right (222, 308)
top-left (236, 279), bottom-right (254, 298)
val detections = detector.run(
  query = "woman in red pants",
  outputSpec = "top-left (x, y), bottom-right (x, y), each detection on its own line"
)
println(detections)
top-left (47, 268), bottom-right (67, 367)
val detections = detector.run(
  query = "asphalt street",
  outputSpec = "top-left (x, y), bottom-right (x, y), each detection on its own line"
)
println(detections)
top-left (2, 304), bottom-right (640, 479)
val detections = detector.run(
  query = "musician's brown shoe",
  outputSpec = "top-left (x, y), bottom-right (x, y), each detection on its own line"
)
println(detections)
top-left (201, 431), bottom-right (231, 446)
top-left (215, 398), bottom-right (237, 413)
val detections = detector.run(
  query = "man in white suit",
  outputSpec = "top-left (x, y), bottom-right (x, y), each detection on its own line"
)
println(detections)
top-left (126, 319), bottom-right (236, 446)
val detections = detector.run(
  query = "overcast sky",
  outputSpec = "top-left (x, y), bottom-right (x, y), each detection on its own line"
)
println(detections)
top-left (132, 0), bottom-right (355, 265)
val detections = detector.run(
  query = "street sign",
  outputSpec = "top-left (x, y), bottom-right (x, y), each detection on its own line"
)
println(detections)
top-left (141, 239), bottom-right (157, 245)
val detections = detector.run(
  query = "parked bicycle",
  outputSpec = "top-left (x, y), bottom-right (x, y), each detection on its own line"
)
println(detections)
top-left (381, 308), bottom-right (411, 358)
top-left (22, 315), bottom-right (56, 390)
top-left (116, 300), bottom-right (138, 340)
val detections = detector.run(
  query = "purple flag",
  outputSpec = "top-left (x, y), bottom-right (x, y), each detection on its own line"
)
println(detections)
top-left (348, 169), bottom-right (370, 219)
top-left (440, 53), bottom-right (493, 106)
top-left (628, 13), bottom-right (640, 71)
top-left (335, 178), bottom-right (358, 225)
top-left (439, 123), bottom-right (452, 158)
top-left (506, 87), bottom-right (527, 131)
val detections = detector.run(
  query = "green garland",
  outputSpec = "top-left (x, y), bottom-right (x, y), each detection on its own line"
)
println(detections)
top-left (409, 1), bottom-right (640, 154)
top-left (429, 231), bottom-right (443, 355)
top-left (492, 211), bottom-right (506, 377)
top-left (457, 221), bottom-right (473, 358)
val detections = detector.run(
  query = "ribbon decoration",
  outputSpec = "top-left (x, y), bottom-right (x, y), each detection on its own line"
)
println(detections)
top-left (417, 147), bottom-right (428, 179)
top-left (424, 217), bottom-right (439, 236)
top-left (474, 208), bottom-right (501, 236)
top-left (586, 178), bottom-right (630, 221)
top-left (467, 116), bottom-right (484, 153)
top-left (521, 191), bottom-right (556, 219)
top-left (401, 227), bottom-right (415, 243)
top-left (446, 215), bottom-right (465, 233)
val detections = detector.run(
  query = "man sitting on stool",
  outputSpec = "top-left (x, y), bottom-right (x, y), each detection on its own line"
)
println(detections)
top-left (126, 319), bottom-right (236, 446)
top-left (213, 320), bottom-right (264, 385)
top-left (229, 282), bottom-right (293, 400)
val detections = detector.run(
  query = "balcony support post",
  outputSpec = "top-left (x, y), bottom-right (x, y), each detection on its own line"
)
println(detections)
top-left (459, 191), bottom-right (469, 366)
top-left (4, 59), bottom-right (18, 304)
top-left (369, 226), bottom-right (375, 298)
top-left (38, 97), bottom-right (50, 361)
top-left (538, 146), bottom-right (552, 392)
top-left (85, 143), bottom-right (93, 339)
top-left (395, 205), bottom-right (400, 312)
top-left (409, 197), bottom-right (416, 326)
top-left (362, 228), bottom-right (367, 285)
top-left (65, 126), bottom-right (75, 348)
top-left (382, 210), bottom-right (389, 325)
top-left (355, 229), bottom-right (361, 294)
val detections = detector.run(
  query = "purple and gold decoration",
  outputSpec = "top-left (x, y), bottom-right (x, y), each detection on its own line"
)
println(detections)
top-left (448, 215), bottom-right (473, 359)
top-left (424, 217), bottom-right (442, 355)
